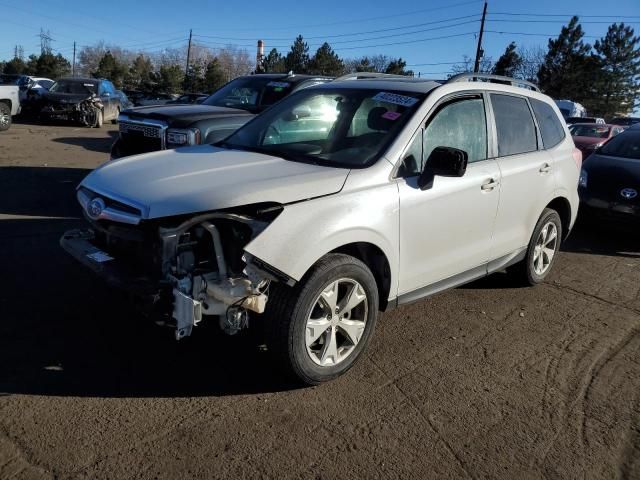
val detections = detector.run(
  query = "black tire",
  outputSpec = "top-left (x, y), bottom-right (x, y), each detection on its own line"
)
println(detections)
top-left (267, 253), bottom-right (379, 385)
top-left (0, 103), bottom-right (11, 131)
top-left (511, 208), bottom-right (563, 286)
top-left (111, 108), bottom-right (120, 125)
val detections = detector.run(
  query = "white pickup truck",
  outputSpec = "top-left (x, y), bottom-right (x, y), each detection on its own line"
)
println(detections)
top-left (0, 85), bottom-right (20, 131)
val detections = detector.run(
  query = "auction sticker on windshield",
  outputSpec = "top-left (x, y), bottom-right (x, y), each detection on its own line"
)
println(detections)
top-left (267, 82), bottom-right (290, 88)
top-left (372, 92), bottom-right (418, 107)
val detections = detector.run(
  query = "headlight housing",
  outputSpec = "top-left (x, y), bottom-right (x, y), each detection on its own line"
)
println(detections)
top-left (167, 128), bottom-right (201, 147)
top-left (579, 168), bottom-right (588, 188)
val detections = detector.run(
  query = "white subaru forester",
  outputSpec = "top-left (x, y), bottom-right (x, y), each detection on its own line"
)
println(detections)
top-left (61, 73), bottom-right (581, 384)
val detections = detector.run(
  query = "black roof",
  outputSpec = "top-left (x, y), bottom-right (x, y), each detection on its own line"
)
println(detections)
top-left (56, 77), bottom-right (104, 83)
top-left (244, 73), bottom-right (334, 84)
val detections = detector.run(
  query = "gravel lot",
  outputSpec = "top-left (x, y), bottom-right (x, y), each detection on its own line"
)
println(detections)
top-left (1, 121), bottom-right (639, 479)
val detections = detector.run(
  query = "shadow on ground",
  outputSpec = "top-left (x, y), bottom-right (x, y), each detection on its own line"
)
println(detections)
top-left (2, 165), bottom-right (639, 398)
top-left (52, 131), bottom-right (118, 154)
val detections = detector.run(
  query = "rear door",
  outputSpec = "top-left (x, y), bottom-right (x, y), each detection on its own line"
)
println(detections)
top-left (489, 93), bottom-right (556, 260)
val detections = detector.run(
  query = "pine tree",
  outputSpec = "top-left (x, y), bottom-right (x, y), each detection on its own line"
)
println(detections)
top-left (284, 35), bottom-right (310, 74)
top-left (126, 54), bottom-right (154, 90)
top-left (385, 58), bottom-right (413, 76)
top-left (94, 51), bottom-right (127, 88)
top-left (492, 42), bottom-right (523, 78)
top-left (537, 16), bottom-right (595, 103)
top-left (309, 43), bottom-right (344, 76)
top-left (203, 58), bottom-right (226, 92)
top-left (592, 23), bottom-right (640, 117)
top-left (2, 56), bottom-right (27, 75)
top-left (262, 48), bottom-right (285, 73)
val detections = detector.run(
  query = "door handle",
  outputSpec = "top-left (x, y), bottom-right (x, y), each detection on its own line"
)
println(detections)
top-left (539, 163), bottom-right (552, 174)
top-left (481, 178), bottom-right (498, 191)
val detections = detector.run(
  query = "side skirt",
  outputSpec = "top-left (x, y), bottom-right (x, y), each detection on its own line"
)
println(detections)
top-left (392, 248), bottom-right (527, 308)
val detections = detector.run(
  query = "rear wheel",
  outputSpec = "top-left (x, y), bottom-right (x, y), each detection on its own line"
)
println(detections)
top-left (511, 208), bottom-right (562, 285)
top-left (267, 253), bottom-right (379, 385)
top-left (0, 103), bottom-right (11, 131)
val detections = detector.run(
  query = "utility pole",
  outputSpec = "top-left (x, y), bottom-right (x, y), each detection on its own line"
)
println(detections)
top-left (72, 41), bottom-right (76, 76)
top-left (185, 29), bottom-right (193, 92)
top-left (474, 1), bottom-right (488, 73)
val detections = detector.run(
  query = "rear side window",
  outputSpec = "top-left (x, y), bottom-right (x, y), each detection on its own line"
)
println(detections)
top-left (530, 98), bottom-right (565, 149)
top-left (491, 94), bottom-right (538, 156)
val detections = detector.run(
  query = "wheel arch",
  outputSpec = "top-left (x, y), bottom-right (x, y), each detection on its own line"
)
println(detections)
top-left (328, 242), bottom-right (393, 312)
top-left (545, 196), bottom-right (572, 240)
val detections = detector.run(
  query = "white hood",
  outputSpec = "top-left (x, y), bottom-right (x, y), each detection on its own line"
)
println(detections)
top-left (81, 145), bottom-right (349, 219)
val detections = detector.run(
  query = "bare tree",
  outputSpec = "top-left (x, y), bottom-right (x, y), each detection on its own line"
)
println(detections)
top-left (517, 45), bottom-right (546, 82)
top-left (450, 55), bottom-right (493, 76)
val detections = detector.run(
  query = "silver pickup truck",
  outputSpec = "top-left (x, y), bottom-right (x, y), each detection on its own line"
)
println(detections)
top-left (0, 85), bottom-right (20, 131)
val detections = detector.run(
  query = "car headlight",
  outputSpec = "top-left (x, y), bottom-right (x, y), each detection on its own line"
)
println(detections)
top-left (167, 128), bottom-right (201, 147)
top-left (579, 169), bottom-right (588, 188)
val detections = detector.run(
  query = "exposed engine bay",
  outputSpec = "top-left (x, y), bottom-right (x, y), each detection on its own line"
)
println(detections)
top-left (62, 201), bottom-right (289, 340)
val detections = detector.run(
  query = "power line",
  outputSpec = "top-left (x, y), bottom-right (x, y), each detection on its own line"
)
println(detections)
top-left (490, 12), bottom-right (640, 19)
top-left (485, 30), bottom-right (600, 39)
top-left (487, 18), bottom-right (640, 25)
top-left (192, 14), bottom-right (482, 42)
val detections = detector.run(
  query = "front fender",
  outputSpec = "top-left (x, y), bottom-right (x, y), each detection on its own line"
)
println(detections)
top-left (244, 183), bottom-right (400, 301)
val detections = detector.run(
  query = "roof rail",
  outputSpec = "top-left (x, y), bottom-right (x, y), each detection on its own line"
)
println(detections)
top-left (446, 73), bottom-right (540, 92)
top-left (335, 72), bottom-right (411, 81)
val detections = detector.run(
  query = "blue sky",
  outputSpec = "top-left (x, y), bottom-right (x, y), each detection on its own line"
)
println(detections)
top-left (1, 0), bottom-right (639, 76)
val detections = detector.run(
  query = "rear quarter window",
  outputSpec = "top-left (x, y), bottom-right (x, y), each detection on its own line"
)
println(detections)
top-left (491, 93), bottom-right (538, 156)
top-left (530, 98), bottom-right (565, 149)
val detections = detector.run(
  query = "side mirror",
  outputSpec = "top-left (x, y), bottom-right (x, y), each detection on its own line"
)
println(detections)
top-left (418, 146), bottom-right (468, 190)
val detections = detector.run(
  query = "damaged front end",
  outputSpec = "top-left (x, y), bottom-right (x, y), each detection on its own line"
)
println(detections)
top-left (41, 95), bottom-right (103, 126)
top-left (61, 189), bottom-right (290, 340)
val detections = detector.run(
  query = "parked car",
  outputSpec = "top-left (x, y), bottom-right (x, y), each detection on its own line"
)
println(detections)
top-left (608, 116), bottom-right (640, 127)
top-left (115, 90), bottom-right (133, 111)
top-left (569, 123), bottom-right (625, 160)
top-left (167, 93), bottom-right (208, 104)
top-left (40, 77), bottom-right (121, 127)
top-left (565, 116), bottom-right (605, 125)
top-left (579, 127), bottom-right (639, 223)
top-left (111, 73), bottom-right (333, 159)
top-left (135, 93), bottom-right (178, 107)
top-left (60, 73), bottom-right (579, 384)
top-left (0, 84), bottom-right (20, 131)
top-left (555, 99), bottom-right (586, 119)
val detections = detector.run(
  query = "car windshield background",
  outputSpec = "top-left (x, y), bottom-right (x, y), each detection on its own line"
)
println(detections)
top-left (570, 125), bottom-right (610, 138)
top-left (221, 88), bottom-right (425, 168)
top-left (203, 77), bottom-right (293, 112)
top-left (599, 130), bottom-right (640, 160)
top-left (49, 80), bottom-right (97, 95)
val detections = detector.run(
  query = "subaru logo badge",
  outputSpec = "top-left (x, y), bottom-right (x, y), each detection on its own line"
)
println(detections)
top-left (87, 197), bottom-right (106, 219)
top-left (620, 188), bottom-right (638, 200)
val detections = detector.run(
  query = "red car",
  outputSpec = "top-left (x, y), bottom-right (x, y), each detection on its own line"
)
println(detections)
top-left (569, 123), bottom-right (626, 159)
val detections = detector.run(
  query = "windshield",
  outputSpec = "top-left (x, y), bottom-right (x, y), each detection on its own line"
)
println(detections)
top-left (49, 79), bottom-right (97, 94)
top-left (203, 77), bottom-right (294, 112)
top-left (599, 130), bottom-right (640, 160)
top-left (220, 87), bottom-right (425, 169)
top-left (570, 125), bottom-right (610, 138)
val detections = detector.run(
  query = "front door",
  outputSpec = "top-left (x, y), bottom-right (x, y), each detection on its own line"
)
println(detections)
top-left (397, 94), bottom-right (501, 298)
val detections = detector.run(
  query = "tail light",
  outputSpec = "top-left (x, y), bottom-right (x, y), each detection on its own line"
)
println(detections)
top-left (572, 148), bottom-right (582, 168)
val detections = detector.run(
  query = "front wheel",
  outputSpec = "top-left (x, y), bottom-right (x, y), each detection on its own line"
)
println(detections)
top-left (511, 208), bottom-right (562, 285)
top-left (93, 108), bottom-right (103, 128)
top-left (111, 107), bottom-right (120, 125)
top-left (267, 253), bottom-right (379, 385)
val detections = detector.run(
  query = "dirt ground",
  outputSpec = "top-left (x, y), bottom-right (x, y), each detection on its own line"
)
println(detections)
top-left (1, 121), bottom-right (639, 480)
